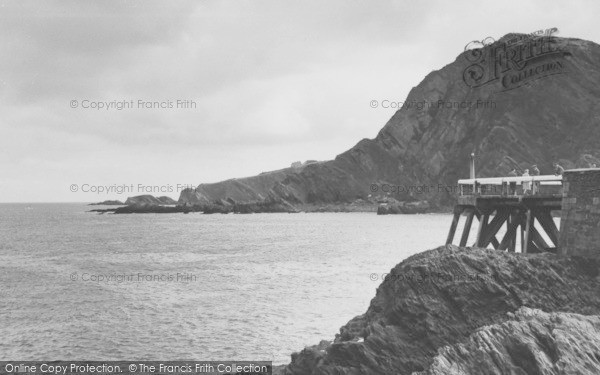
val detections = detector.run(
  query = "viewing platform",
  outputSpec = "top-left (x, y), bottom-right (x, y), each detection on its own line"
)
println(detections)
top-left (446, 175), bottom-right (563, 254)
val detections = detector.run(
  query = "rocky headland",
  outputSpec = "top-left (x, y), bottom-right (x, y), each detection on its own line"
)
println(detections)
top-left (278, 245), bottom-right (600, 374)
top-left (175, 35), bottom-right (600, 213)
top-left (91, 35), bottom-right (600, 215)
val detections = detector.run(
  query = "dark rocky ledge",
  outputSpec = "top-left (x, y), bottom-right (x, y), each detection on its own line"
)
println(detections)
top-left (88, 200), bottom-right (124, 206)
top-left (278, 245), bottom-right (600, 375)
top-left (376, 199), bottom-right (431, 215)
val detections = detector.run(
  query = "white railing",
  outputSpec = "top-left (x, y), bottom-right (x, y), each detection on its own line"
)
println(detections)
top-left (457, 175), bottom-right (562, 196)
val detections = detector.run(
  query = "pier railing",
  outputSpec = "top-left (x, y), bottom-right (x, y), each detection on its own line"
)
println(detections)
top-left (457, 175), bottom-right (563, 197)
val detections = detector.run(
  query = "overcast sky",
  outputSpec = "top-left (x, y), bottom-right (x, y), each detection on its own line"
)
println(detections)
top-left (2, 0), bottom-right (599, 202)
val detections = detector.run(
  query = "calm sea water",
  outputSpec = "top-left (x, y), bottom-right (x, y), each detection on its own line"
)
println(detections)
top-left (0, 203), bottom-right (453, 364)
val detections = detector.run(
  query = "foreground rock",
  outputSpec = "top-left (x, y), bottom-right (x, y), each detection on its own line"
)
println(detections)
top-left (281, 245), bottom-right (600, 375)
top-left (418, 307), bottom-right (600, 375)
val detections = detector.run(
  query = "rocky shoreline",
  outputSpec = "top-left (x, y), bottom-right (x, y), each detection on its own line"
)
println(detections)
top-left (88, 197), bottom-right (438, 215)
top-left (277, 245), bottom-right (600, 374)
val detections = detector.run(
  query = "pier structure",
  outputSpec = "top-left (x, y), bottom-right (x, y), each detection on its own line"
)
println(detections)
top-left (446, 175), bottom-right (563, 253)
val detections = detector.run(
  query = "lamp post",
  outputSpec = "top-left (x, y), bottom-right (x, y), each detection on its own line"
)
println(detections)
top-left (470, 152), bottom-right (476, 195)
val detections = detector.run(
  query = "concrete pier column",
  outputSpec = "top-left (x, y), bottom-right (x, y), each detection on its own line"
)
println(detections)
top-left (559, 168), bottom-right (600, 258)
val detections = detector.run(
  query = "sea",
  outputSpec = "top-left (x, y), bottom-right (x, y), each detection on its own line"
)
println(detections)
top-left (0, 203), bottom-right (456, 364)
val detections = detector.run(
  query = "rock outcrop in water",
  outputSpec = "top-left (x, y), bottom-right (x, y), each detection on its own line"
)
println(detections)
top-left (88, 200), bottom-right (124, 206)
top-left (124, 195), bottom-right (177, 205)
top-left (280, 245), bottom-right (600, 375)
top-left (376, 200), bottom-right (431, 215)
top-left (179, 35), bottom-right (600, 211)
top-left (88, 195), bottom-right (180, 214)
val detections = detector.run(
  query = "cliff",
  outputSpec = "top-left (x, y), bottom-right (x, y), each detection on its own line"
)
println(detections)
top-left (280, 245), bottom-right (600, 374)
top-left (180, 35), bottom-right (600, 210)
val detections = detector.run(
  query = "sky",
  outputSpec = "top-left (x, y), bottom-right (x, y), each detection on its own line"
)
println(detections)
top-left (1, 0), bottom-right (600, 202)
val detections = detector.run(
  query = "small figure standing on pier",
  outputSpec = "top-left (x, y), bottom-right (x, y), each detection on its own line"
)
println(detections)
top-left (531, 165), bottom-right (540, 194)
top-left (522, 169), bottom-right (531, 195)
top-left (554, 163), bottom-right (565, 176)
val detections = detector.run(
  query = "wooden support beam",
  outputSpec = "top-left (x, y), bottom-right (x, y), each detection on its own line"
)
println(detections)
top-left (490, 236), bottom-right (500, 249)
top-left (535, 209), bottom-right (560, 246)
top-left (520, 224), bottom-right (525, 253)
top-left (523, 209), bottom-right (535, 254)
top-left (498, 213), bottom-right (522, 251)
top-left (527, 241), bottom-right (543, 254)
top-left (446, 206), bottom-right (463, 245)
top-left (530, 225), bottom-right (550, 251)
top-left (472, 210), bottom-right (500, 248)
top-left (479, 210), bottom-right (510, 248)
top-left (508, 212), bottom-right (519, 252)
top-left (459, 209), bottom-right (475, 247)
top-left (476, 211), bottom-right (490, 247)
